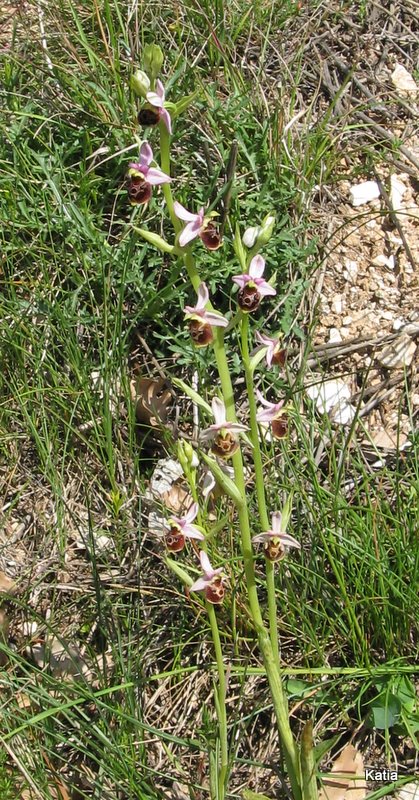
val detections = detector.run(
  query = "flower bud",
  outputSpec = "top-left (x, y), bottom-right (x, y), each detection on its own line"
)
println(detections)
top-left (242, 226), bottom-right (261, 248)
top-left (177, 440), bottom-right (197, 474)
top-left (258, 213), bottom-right (275, 245)
top-left (131, 69), bottom-right (151, 99)
top-left (143, 44), bottom-right (164, 79)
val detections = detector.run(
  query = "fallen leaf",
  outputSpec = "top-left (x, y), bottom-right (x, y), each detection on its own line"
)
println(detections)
top-left (371, 429), bottom-right (407, 449)
top-left (397, 782), bottom-right (419, 800)
top-left (0, 570), bottom-right (17, 594)
top-left (319, 744), bottom-right (366, 800)
top-left (131, 376), bottom-right (172, 427)
top-left (378, 333), bottom-right (416, 368)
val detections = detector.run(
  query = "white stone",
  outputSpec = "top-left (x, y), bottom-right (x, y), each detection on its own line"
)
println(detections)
top-left (390, 174), bottom-right (407, 212)
top-left (329, 327), bottom-right (342, 343)
top-left (306, 378), bottom-right (356, 424)
top-left (372, 254), bottom-right (395, 269)
top-left (381, 310), bottom-right (393, 321)
top-left (331, 294), bottom-right (343, 314)
top-left (340, 327), bottom-right (351, 339)
top-left (396, 781), bottom-right (419, 800)
top-left (22, 622), bottom-right (38, 636)
top-left (391, 64), bottom-right (418, 98)
top-left (342, 315), bottom-right (353, 325)
top-left (349, 180), bottom-right (380, 207)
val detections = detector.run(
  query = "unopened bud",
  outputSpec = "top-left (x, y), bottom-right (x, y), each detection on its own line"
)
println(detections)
top-left (131, 69), bottom-right (151, 99)
top-left (177, 440), bottom-right (197, 473)
top-left (242, 226), bottom-right (260, 248)
top-left (258, 213), bottom-right (275, 245)
top-left (143, 44), bottom-right (164, 79)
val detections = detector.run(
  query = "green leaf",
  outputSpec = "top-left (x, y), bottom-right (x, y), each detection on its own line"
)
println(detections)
top-left (199, 452), bottom-right (244, 508)
top-left (171, 378), bottom-right (212, 415)
top-left (233, 223), bottom-right (247, 270)
top-left (131, 226), bottom-right (176, 254)
top-left (393, 675), bottom-right (417, 713)
top-left (242, 791), bottom-right (271, 800)
top-left (172, 88), bottom-right (202, 118)
top-left (286, 678), bottom-right (312, 698)
top-left (248, 346), bottom-right (267, 374)
top-left (371, 692), bottom-right (401, 729)
top-left (165, 557), bottom-right (194, 588)
top-left (313, 735), bottom-right (342, 765)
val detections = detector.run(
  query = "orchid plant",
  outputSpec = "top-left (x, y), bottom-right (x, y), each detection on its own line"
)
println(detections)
top-left (128, 44), bottom-right (316, 800)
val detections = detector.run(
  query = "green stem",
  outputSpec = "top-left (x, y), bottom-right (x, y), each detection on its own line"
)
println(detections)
top-left (189, 470), bottom-right (228, 798)
top-left (159, 123), bottom-right (181, 234)
top-left (207, 603), bottom-right (228, 799)
top-left (240, 314), bottom-right (280, 666)
top-left (211, 326), bottom-right (302, 800)
top-left (158, 147), bottom-right (302, 796)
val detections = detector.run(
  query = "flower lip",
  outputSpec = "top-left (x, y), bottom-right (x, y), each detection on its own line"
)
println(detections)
top-left (190, 550), bottom-right (224, 600)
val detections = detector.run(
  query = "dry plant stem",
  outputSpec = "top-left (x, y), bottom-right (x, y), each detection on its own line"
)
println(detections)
top-left (240, 313), bottom-right (280, 667)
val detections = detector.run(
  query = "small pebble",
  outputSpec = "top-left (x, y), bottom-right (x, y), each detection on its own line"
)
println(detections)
top-left (329, 327), bottom-right (342, 343)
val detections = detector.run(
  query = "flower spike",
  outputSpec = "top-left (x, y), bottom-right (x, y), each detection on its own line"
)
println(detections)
top-left (184, 283), bottom-right (228, 347)
top-left (232, 255), bottom-right (276, 313)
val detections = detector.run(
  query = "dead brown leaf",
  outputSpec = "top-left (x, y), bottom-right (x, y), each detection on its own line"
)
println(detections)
top-left (131, 376), bottom-right (173, 427)
top-left (318, 744), bottom-right (367, 800)
top-left (162, 482), bottom-right (192, 514)
top-left (0, 570), bottom-right (17, 594)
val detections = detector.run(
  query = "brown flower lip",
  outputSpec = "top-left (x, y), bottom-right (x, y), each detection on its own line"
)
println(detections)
top-left (238, 284), bottom-right (261, 313)
top-left (211, 431), bottom-right (240, 459)
top-left (271, 348), bottom-right (287, 367)
top-left (271, 414), bottom-right (288, 439)
top-left (127, 174), bottom-right (152, 205)
top-left (165, 530), bottom-right (185, 552)
top-left (264, 538), bottom-right (286, 562)
top-left (205, 576), bottom-right (225, 604)
top-left (138, 107), bottom-right (160, 126)
top-left (188, 319), bottom-right (214, 347)
top-left (200, 223), bottom-right (222, 251)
